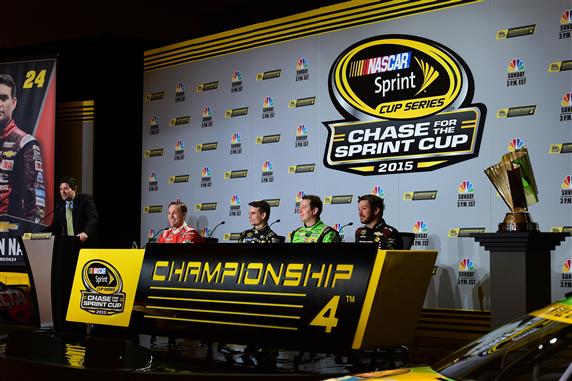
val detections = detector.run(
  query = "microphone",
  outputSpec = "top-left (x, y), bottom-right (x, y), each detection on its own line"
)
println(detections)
top-left (207, 221), bottom-right (225, 238)
top-left (339, 221), bottom-right (353, 233)
top-left (28, 204), bottom-right (62, 233)
top-left (268, 219), bottom-right (280, 228)
top-left (142, 227), bottom-right (168, 249)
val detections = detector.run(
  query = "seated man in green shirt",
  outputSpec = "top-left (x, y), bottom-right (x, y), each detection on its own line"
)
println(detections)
top-left (290, 194), bottom-right (340, 243)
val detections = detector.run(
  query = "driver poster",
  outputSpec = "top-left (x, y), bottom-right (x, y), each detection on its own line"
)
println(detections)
top-left (0, 58), bottom-right (56, 269)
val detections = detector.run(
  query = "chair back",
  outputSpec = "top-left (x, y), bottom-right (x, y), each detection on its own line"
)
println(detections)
top-left (400, 232), bottom-right (415, 250)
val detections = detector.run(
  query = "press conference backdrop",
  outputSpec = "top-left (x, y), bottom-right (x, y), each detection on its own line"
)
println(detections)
top-left (141, 1), bottom-right (572, 311)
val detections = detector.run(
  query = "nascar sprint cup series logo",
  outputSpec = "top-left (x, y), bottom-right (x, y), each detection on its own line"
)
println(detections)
top-left (80, 260), bottom-right (125, 315)
top-left (324, 35), bottom-right (486, 175)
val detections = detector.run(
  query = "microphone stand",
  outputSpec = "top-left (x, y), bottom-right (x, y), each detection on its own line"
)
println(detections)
top-left (28, 204), bottom-right (61, 233)
top-left (207, 221), bottom-right (225, 238)
top-left (338, 222), bottom-right (354, 242)
top-left (142, 227), bottom-right (168, 249)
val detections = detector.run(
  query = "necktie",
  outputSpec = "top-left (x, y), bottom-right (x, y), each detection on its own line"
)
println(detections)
top-left (66, 203), bottom-right (74, 236)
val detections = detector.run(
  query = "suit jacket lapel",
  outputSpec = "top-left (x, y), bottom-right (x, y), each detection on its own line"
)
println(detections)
top-left (72, 196), bottom-right (80, 229)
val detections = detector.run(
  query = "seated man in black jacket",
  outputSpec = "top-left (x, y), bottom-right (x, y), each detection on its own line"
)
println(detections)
top-left (355, 194), bottom-right (401, 249)
top-left (237, 200), bottom-right (280, 243)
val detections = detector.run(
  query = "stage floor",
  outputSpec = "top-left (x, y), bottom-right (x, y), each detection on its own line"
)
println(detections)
top-left (0, 332), bottom-right (465, 380)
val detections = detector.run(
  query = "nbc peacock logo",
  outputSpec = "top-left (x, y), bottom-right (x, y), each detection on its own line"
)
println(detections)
top-left (561, 175), bottom-right (572, 204)
top-left (562, 259), bottom-right (571, 272)
top-left (149, 115), bottom-right (159, 135)
top-left (561, 92), bottom-right (572, 107)
top-left (229, 195), bottom-right (241, 216)
top-left (506, 58), bottom-right (526, 86)
top-left (202, 106), bottom-right (212, 118)
top-left (231, 71), bottom-right (243, 93)
top-left (262, 96), bottom-right (275, 119)
top-left (562, 175), bottom-right (571, 189)
top-left (261, 161), bottom-right (274, 183)
top-left (148, 171), bottom-right (158, 192)
top-left (296, 57), bottom-right (310, 81)
top-left (294, 191), bottom-right (305, 213)
top-left (561, 175), bottom-right (572, 189)
top-left (262, 160), bottom-right (273, 173)
top-left (174, 139), bottom-right (185, 160)
top-left (560, 9), bottom-right (572, 38)
top-left (562, 9), bottom-right (571, 24)
top-left (230, 133), bottom-right (242, 155)
top-left (561, 9), bottom-right (572, 24)
top-left (202, 106), bottom-right (213, 127)
top-left (458, 258), bottom-right (475, 271)
top-left (561, 259), bottom-right (572, 288)
top-left (458, 180), bottom-right (474, 193)
top-left (412, 220), bottom-right (429, 246)
top-left (175, 82), bottom-right (186, 102)
top-left (508, 138), bottom-right (525, 152)
top-left (296, 57), bottom-right (309, 71)
top-left (296, 124), bottom-right (308, 137)
top-left (457, 180), bottom-right (475, 207)
top-left (148, 228), bottom-right (155, 239)
top-left (295, 124), bottom-right (309, 147)
top-left (413, 220), bottom-right (428, 233)
top-left (201, 167), bottom-right (212, 178)
top-left (561, 92), bottom-right (572, 122)
top-left (200, 227), bottom-right (210, 238)
top-left (201, 167), bottom-right (213, 188)
top-left (371, 186), bottom-right (384, 198)
top-left (457, 258), bottom-right (476, 285)
top-left (508, 58), bottom-right (525, 73)
top-left (263, 96), bottom-right (274, 108)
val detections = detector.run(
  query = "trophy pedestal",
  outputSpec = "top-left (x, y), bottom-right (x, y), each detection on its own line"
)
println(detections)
top-left (471, 232), bottom-right (570, 329)
top-left (498, 212), bottom-right (539, 232)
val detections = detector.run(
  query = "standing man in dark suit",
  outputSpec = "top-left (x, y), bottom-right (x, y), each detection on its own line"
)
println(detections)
top-left (47, 176), bottom-right (98, 245)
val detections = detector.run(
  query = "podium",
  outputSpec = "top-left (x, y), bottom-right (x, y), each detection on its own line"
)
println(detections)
top-left (20, 235), bottom-right (83, 334)
top-left (472, 232), bottom-right (570, 328)
top-left (5, 235), bottom-right (82, 362)
top-left (20, 234), bottom-right (56, 328)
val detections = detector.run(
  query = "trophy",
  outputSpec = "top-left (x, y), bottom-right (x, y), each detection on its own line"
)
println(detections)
top-left (484, 147), bottom-right (539, 232)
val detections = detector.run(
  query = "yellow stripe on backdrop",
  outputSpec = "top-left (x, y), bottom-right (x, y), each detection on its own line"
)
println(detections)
top-left (144, 0), bottom-right (481, 72)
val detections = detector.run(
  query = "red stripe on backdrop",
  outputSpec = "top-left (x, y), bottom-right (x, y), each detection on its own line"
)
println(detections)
top-left (33, 71), bottom-right (55, 225)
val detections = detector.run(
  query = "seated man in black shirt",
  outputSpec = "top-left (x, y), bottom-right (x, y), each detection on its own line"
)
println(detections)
top-left (238, 200), bottom-right (280, 243)
top-left (355, 194), bottom-right (402, 249)
top-left (232, 200), bottom-right (280, 366)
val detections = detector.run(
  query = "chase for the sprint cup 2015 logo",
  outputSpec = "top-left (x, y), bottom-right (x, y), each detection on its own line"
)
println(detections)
top-left (80, 260), bottom-right (125, 315)
top-left (324, 35), bottom-right (486, 176)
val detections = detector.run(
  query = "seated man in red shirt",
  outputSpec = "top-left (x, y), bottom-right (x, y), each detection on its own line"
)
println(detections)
top-left (157, 201), bottom-right (203, 243)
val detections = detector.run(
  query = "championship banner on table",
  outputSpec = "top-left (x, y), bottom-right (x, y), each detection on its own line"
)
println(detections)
top-left (66, 249), bottom-right (145, 327)
top-left (133, 243), bottom-right (437, 351)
